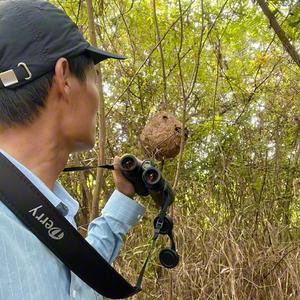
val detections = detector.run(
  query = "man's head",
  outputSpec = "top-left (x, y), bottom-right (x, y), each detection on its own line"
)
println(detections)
top-left (0, 52), bottom-right (99, 152)
top-left (0, 0), bottom-right (124, 152)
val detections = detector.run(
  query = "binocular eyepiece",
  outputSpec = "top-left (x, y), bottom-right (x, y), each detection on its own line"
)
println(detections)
top-left (119, 155), bottom-right (174, 207)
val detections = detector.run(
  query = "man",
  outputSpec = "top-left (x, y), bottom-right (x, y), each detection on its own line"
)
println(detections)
top-left (0, 0), bottom-right (145, 299)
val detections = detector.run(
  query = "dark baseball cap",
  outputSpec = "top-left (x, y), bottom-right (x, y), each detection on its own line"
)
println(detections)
top-left (0, 0), bottom-right (125, 89)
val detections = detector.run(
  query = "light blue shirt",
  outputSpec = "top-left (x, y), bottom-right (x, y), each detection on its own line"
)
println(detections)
top-left (0, 149), bottom-right (145, 300)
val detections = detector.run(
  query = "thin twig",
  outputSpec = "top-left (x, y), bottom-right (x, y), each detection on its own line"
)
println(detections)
top-left (153, 0), bottom-right (168, 107)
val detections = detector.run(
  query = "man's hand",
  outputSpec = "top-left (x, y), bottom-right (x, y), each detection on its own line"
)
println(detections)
top-left (112, 156), bottom-right (135, 198)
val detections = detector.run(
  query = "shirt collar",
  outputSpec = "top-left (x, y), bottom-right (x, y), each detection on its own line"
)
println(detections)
top-left (0, 149), bottom-right (79, 219)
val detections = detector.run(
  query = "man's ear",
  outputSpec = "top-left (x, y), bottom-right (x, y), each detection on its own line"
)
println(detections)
top-left (52, 58), bottom-right (72, 98)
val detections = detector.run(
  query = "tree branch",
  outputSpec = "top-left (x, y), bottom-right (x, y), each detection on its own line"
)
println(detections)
top-left (153, 0), bottom-right (168, 107)
top-left (257, 0), bottom-right (300, 68)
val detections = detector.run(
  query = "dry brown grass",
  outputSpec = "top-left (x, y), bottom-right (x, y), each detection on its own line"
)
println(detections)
top-left (114, 205), bottom-right (300, 300)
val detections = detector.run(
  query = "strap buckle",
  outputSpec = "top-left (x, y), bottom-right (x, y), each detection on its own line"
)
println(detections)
top-left (0, 62), bottom-right (32, 88)
top-left (18, 62), bottom-right (32, 80)
top-left (0, 69), bottom-right (18, 87)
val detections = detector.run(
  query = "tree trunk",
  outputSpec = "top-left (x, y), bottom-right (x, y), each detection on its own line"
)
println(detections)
top-left (86, 0), bottom-right (107, 221)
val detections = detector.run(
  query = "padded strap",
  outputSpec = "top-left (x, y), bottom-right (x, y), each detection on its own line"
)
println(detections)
top-left (0, 153), bottom-right (140, 299)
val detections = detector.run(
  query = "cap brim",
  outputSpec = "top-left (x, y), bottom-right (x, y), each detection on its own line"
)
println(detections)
top-left (86, 45), bottom-right (126, 64)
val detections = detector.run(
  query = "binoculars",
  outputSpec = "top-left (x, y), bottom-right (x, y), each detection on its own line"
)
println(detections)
top-left (119, 155), bottom-right (179, 269)
top-left (119, 154), bottom-right (174, 208)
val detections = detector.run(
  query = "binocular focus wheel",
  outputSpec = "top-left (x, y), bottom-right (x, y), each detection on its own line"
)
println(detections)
top-left (153, 215), bottom-right (173, 235)
top-left (159, 248), bottom-right (179, 269)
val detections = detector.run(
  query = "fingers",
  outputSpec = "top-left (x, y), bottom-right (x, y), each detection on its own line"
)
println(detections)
top-left (111, 155), bottom-right (136, 198)
top-left (113, 156), bottom-right (120, 171)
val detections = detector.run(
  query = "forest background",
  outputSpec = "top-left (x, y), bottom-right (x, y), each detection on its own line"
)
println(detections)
top-left (50, 0), bottom-right (300, 299)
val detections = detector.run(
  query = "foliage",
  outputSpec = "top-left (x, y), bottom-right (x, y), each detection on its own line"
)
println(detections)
top-left (53, 0), bottom-right (300, 298)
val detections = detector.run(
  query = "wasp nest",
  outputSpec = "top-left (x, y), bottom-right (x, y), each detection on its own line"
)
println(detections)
top-left (139, 111), bottom-right (188, 161)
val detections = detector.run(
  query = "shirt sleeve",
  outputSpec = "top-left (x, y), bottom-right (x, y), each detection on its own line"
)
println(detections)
top-left (69, 190), bottom-right (145, 300)
top-left (86, 189), bottom-right (145, 262)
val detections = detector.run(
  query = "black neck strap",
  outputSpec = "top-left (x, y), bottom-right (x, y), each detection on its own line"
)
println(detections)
top-left (0, 153), bottom-right (141, 299)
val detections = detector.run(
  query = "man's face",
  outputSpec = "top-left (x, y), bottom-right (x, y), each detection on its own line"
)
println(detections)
top-left (63, 65), bottom-right (100, 152)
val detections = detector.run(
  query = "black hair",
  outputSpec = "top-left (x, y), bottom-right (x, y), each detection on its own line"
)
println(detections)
top-left (0, 52), bottom-right (94, 129)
